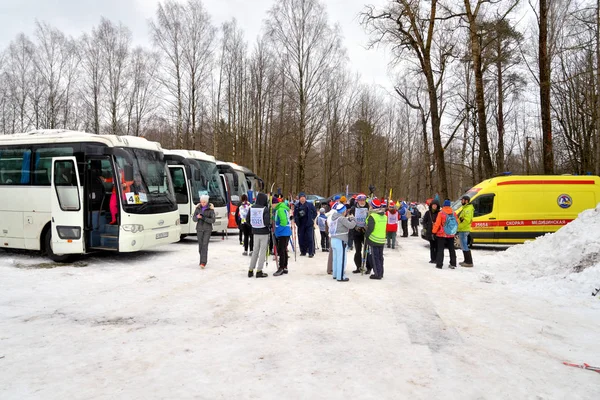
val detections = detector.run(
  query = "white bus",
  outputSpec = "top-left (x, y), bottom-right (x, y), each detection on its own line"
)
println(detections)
top-left (164, 149), bottom-right (228, 237)
top-left (0, 130), bottom-right (181, 261)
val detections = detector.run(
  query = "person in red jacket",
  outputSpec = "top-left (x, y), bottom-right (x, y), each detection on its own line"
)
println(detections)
top-left (385, 201), bottom-right (399, 249)
top-left (432, 199), bottom-right (458, 269)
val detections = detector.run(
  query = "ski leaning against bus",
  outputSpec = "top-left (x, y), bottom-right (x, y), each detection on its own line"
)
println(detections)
top-left (273, 197), bottom-right (292, 276)
top-left (192, 194), bottom-right (216, 269)
top-left (247, 192), bottom-right (271, 278)
top-left (365, 198), bottom-right (387, 280)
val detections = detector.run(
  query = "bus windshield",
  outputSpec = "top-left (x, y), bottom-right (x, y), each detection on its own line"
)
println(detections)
top-left (191, 160), bottom-right (227, 207)
top-left (115, 148), bottom-right (177, 214)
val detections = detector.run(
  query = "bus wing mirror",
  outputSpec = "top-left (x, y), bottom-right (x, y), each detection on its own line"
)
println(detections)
top-left (194, 169), bottom-right (203, 182)
top-left (185, 166), bottom-right (192, 179)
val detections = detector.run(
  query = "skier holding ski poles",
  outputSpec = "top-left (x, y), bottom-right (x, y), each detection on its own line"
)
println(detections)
top-left (273, 197), bottom-right (291, 276)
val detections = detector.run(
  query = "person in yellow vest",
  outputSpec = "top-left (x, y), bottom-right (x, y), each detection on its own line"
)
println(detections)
top-left (365, 198), bottom-right (387, 280)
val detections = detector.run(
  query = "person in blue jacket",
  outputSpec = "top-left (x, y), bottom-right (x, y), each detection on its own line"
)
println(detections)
top-left (399, 201), bottom-right (409, 237)
top-left (294, 192), bottom-right (317, 257)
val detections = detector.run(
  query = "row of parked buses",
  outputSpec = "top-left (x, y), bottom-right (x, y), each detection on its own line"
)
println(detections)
top-left (0, 130), bottom-right (263, 261)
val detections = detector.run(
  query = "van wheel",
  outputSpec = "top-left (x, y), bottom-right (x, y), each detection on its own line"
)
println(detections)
top-left (43, 230), bottom-right (71, 263)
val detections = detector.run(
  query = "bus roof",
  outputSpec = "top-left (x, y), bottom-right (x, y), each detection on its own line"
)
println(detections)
top-left (227, 162), bottom-right (254, 175)
top-left (0, 129), bottom-right (163, 152)
top-left (163, 149), bottom-right (216, 163)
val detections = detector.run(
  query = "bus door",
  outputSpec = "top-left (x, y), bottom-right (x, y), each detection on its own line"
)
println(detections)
top-left (169, 165), bottom-right (192, 235)
top-left (50, 157), bottom-right (85, 255)
top-left (85, 156), bottom-right (118, 249)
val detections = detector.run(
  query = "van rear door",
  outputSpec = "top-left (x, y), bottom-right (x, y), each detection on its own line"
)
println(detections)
top-left (469, 193), bottom-right (498, 244)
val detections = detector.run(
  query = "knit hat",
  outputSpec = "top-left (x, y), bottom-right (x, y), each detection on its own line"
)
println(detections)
top-left (356, 193), bottom-right (367, 200)
top-left (200, 194), bottom-right (210, 202)
top-left (388, 201), bottom-right (395, 208)
top-left (299, 192), bottom-right (306, 198)
top-left (272, 197), bottom-right (280, 204)
top-left (443, 199), bottom-right (451, 207)
top-left (334, 203), bottom-right (346, 214)
top-left (340, 195), bottom-right (347, 204)
top-left (370, 198), bottom-right (382, 209)
top-left (319, 207), bottom-right (325, 213)
top-left (333, 194), bottom-right (341, 201)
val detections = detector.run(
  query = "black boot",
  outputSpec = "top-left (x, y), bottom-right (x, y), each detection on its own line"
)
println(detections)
top-left (274, 268), bottom-right (285, 276)
top-left (461, 251), bottom-right (474, 267)
top-left (256, 271), bottom-right (268, 278)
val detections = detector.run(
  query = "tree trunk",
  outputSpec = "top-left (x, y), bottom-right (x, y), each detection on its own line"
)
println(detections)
top-left (465, 1), bottom-right (495, 178)
top-left (539, 0), bottom-right (554, 174)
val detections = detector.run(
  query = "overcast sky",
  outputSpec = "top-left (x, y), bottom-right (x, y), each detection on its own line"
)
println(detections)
top-left (0, 0), bottom-right (394, 90)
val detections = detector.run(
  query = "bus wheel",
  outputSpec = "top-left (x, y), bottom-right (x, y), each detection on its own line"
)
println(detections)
top-left (43, 230), bottom-right (71, 263)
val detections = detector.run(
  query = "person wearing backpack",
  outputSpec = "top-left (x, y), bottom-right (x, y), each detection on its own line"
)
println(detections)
top-left (458, 195), bottom-right (474, 267)
top-left (432, 199), bottom-right (458, 269)
top-left (235, 194), bottom-right (254, 256)
top-left (399, 201), bottom-right (409, 237)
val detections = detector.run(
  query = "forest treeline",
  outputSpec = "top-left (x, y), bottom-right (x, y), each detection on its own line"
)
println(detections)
top-left (1, 0), bottom-right (598, 200)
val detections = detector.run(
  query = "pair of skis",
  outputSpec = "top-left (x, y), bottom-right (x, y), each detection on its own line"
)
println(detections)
top-left (563, 361), bottom-right (600, 374)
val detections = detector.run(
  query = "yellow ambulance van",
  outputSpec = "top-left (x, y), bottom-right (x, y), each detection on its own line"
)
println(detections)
top-left (453, 175), bottom-right (600, 245)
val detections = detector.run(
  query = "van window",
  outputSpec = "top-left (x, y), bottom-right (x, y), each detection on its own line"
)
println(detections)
top-left (472, 194), bottom-right (495, 217)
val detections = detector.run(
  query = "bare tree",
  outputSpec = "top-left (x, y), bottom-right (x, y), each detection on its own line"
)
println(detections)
top-left (97, 18), bottom-right (131, 135)
top-left (362, 1), bottom-right (455, 198)
top-left (150, 1), bottom-right (185, 145)
top-left (266, 0), bottom-right (344, 191)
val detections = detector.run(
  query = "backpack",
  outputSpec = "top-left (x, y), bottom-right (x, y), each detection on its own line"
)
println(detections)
top-left (443, 212), bottom-right (458, 235)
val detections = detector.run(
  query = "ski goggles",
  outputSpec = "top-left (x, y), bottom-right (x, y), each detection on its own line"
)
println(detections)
top-left (356, 194), bottom-right (367, 200)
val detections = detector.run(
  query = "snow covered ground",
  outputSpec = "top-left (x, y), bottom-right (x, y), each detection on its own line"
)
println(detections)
top-left (1, 221), bottom-right (599, 399)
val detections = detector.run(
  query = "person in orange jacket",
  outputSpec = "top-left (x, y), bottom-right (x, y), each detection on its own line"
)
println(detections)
top-left (432, 199), bottom-right (459, 269)
top-left (100, 169), bottom-right (133, 225)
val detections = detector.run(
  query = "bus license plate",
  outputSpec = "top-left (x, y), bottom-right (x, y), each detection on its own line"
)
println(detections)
top-left (156, 232), bottom-right (169, 239)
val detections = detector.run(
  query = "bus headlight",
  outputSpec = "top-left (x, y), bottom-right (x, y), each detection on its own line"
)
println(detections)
top-left (122, 224), bottom-right (144, 233)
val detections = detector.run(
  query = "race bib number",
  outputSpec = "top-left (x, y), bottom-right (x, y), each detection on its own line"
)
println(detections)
top-left (355, 208), bottom-right (368, 228)
top-left (250, 207), bottom-right (265, 228)
top-left (388, 212), bottom-right (399, 225)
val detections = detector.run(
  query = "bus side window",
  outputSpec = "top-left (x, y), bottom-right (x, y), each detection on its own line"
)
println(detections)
top-left (0, 147), bottom-right (31, 185)
top-left (33, 147), bottom-right (73, 185)
top-left (472, 194), bottom-right (495, 217)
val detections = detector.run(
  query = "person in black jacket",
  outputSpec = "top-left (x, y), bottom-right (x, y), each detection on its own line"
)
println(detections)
top-left (421, 199), bottom-right (440, 263)
top-left (410, 203), bottom-right (422, 236)
top-left (294, 192), bottom-right (317, 257)
top-left (247, 192), bottom-right (270, 278)
top-left (192, 194), bottom-right (216, 269)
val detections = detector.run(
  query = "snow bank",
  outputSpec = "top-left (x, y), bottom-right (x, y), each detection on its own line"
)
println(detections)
top-left (479, 203), bottom-right (600, 298)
